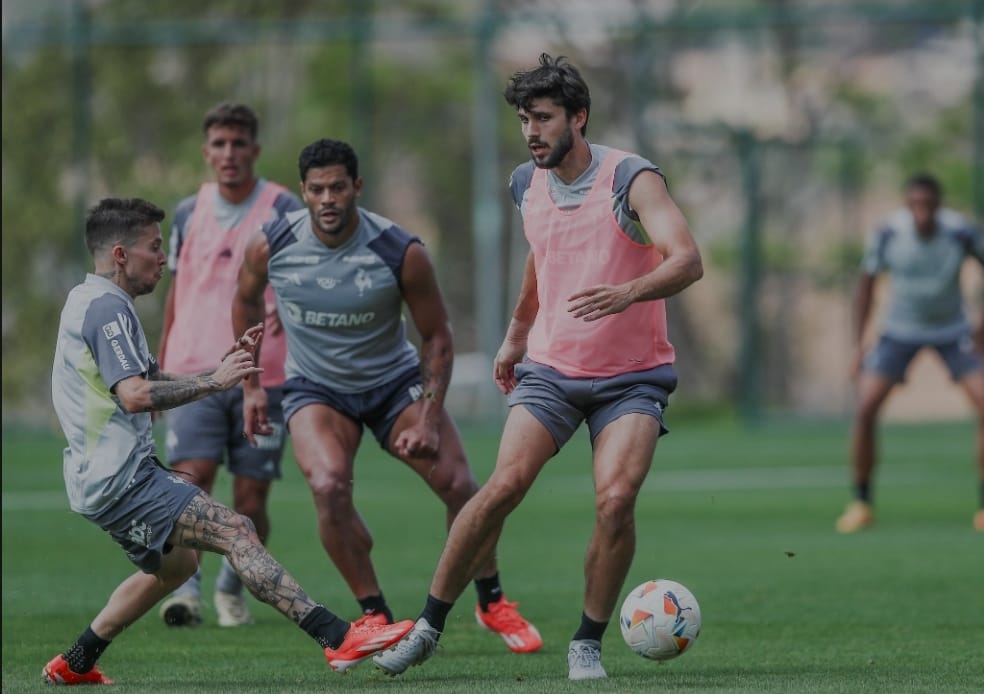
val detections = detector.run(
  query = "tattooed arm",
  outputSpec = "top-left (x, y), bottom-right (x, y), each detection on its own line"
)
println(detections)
top-left (113, 348), bottom-right (261, 414)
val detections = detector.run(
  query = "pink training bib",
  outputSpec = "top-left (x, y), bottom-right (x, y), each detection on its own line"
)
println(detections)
top-left (163, 182), bottom-right (288, 387)
top-left (522, 149), bottom-right (675, 378)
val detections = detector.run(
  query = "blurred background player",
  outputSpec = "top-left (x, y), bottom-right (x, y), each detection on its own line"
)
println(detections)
top-left (838, 173), bottom-right (984, 533)
top-left (374, 53), bottom-right (703, 681)
top-left (157, 103), bottom-right (303, 627)
top-left (44, 197), bottom-right (412, 685)
top-left (231, 138), bottom-right (541, 652)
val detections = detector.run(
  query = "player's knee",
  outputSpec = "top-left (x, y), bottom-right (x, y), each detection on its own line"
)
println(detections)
top-left (228, 511), bottom-right (259, 543)
top-left (308, 474), bottom-right (354, 511)
top-left (595, 487), bottom-right (638, 529)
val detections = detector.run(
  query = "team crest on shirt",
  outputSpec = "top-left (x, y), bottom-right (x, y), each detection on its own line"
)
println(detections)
top-left (354, 269), bottom-right (373, 296)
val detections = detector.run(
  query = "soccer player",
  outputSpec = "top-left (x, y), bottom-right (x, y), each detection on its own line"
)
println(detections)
top-left (836, 173), bottom-right (984, 533)
top-left (43, 198), bottom-right (412, 685)
top-left (230, 138), bottom-right (541, 652)
top-left (157, 103), bottom-right (303, 628)
top-left (373, 54), bottom-right (703, 681)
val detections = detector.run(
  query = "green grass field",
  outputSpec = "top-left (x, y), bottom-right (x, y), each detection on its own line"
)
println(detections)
top-left (3, 418), bottom-right (982, 693)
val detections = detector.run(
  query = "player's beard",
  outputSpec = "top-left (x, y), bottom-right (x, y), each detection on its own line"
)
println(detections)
top-left (532, 126), bottom-right (575, 170)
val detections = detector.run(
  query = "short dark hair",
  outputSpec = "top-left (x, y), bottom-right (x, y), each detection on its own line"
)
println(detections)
top-left (905, 172), bottom-right (942, 201)
top-left (85, 198), bottom-right (165, 256)
top-left (503, 53), bottom-right (591, 136)
top-left (203, 102), bottom-right (259, 140)
top-left (298, 139), bottom-right (359, 183)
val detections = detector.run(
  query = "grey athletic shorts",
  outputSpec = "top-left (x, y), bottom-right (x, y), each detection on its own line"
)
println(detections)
top-left (508, 359), bottom-right (677, 451)
top-left (282, 367), bottom-right (422, 450)
top-left (84, 457), bottom-right (201, 574)
top-left (863, 333), bottom-right (983, 383)
top-left (165, 385), bottom-right (285, 481)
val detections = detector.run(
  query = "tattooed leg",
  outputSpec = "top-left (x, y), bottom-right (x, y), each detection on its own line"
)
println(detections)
top-left (167, 492), bottom-right (317, 623)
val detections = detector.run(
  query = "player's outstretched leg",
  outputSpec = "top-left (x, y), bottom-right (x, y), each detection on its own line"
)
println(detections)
top-left (170, 492), bottom-right (413, 672)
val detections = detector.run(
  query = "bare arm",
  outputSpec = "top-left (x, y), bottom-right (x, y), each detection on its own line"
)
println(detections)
top-left (233, 229), bottom-right (272, 391)
top-left (494, 251), bottom-right (539, 393)
top-left (568, 171), bottom-right (703, 321)
top-left (854, 273), bottom-right (877, 348)
top-left (114, 347), bottom-right (261, 414)
top-left (401, 242), bottom-right (454, 425)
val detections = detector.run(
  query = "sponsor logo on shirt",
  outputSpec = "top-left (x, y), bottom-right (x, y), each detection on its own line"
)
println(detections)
top-left (284, 255), bottom-right (320, 264)
top-left (111, 339), bottom-right (132, 371)
top-left (282, 300), bottom-right (374, 327)
top-left (102, 321), bottom-right (122, 339)
top-left (317, 277), bottom-right (340, 290)
top-left (342, 253), bottom-right (376, 264)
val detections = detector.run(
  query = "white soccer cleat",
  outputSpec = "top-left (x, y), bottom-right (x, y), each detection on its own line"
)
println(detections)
top-left (568, 639), bottom-right (607, 680)
top-left (214, 589), bottom-right (254, 627)
top-left (159, 593), bottom-right (202, 627)
top-left (372, 618), bottom-right (440, 676)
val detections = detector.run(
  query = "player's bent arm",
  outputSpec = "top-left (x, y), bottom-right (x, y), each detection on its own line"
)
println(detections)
top-left (114, 372), bottom-right (223, 414)
top-left (115, 347), bottom-right (261, 414)
top-left (233, 230), bottom-right (272, 390)
top-left (401, 242), bottom-right (454, 422)
top-left (624, 171), bottom-right (703, 302)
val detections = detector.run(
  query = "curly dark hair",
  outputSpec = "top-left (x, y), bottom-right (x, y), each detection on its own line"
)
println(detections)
top-left (298, 138), bottom-right (359, 183)
top-left (85, 198), bottom-right (165, 255)
top-left (503, 53), bottom-right (591, 136)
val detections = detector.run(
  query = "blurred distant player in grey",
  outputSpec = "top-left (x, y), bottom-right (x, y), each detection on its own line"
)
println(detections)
top-left (837, 173), bottom-right (984, 533)
top-left (231, 138), bottom-right (540, 651)
top-left (157, 103), bottom-right (303, 627)
top-left (44, 197), bottom-right (412, 685)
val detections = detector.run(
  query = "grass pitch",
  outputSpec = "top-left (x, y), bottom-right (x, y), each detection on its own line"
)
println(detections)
top-left (3, 417), bottom-right (982, 692)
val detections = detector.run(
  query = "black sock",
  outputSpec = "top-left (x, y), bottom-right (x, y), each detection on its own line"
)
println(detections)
top-left (572, 612), bottom-right (608, 643)
top-left (474, 572), bottom-right (504, 612)
top-left (299, 605), bottom-right (349, 649)
top-left (63, 626), bottom-right (111, 674)
top-left (855, 481), bottom-right (871, 504)
top-left (357, 593), bottom-right (393, 622)
top-left (420, 594), bottom-right (453, 634)
top-left (979, 480), bottom-right (984, 509)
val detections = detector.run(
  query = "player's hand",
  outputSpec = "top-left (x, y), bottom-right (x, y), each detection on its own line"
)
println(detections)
top-left (493, 339), bottom-right (526, 394)
top-left (393, 421), bottom-right (440, 459)
top-left (567, 284), bottom-right (634, 321)
top-left (243, 385), bottom-right (273, 447)
top-left (225, 323), bottom-right (264, 359)
top-left (212, 349), bottom-right (263, 391)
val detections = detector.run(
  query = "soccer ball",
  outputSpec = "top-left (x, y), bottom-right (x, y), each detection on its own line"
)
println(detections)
top-left (619, 579), bottom-right (701, 661)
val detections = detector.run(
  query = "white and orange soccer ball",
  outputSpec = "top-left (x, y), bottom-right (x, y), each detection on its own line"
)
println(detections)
top-left (619, 579), bottom-right (701, 661)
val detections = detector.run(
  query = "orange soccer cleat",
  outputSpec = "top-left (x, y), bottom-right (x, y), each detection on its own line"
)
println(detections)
top-left (42, 654), bottom-right (114, 686)
top-left (351, 609), bottom-right (391, 628)
top-left (475, 598), bottom-right (543, 653)
top-left (325, 619), bottom-right (414, 672)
